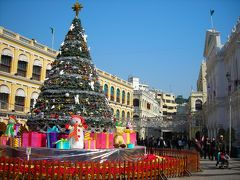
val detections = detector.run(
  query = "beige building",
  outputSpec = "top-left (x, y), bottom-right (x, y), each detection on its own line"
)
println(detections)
top-left (188, 61), bottom-right (207, 139)
top-left (0, 26), bottom-right (133, 123)
top-left (155, 91), bottom-right (177, 118)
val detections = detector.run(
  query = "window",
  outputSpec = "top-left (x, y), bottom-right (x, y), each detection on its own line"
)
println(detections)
top-left (133, 99), bottom-right (139, 107)
top-left (127, 112), bottom-right (130, 119)
top-left (0, 85), bottom-right (10, 110)
top-left (15, 89), bottom-right (25, 112)
top-left (32, 66), bottom-right (41, 80)
top-left (116, 109), bottom-right (120, 120)
top-left (195, 99), bottom-right (202, 111)
top-left (17, 61), bottom-right (27, 77)
top-left (163, 105), bottom-right (167, 108)
top-left (163, 111), bottom-right (167, 115)
top-left (104, 84), bottom-right (109, 98)
top-left (122, 90), bottom-right (125, 104)
top-left (122, 111), bottom-right (125, 120)
top-left (116, 88), bottom-right (120, 103)
top-left (127, 92), bottom-right (130, 105)
top-left (147, 103), bottom-right (151, 110)
top-left (110, 86), bottom-right (115, 101)
top-left (0, 55), bottom-right (12, 73)
top-left (32, 60), bottom-right (42, 81)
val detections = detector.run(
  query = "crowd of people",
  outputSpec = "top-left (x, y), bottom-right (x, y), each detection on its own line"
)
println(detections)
top-left (138, 135), bottom-right (188, 150)
top-left (138, 134), bottom-right (229, 167)
top-left (194, 135), bottom-right (227, 160)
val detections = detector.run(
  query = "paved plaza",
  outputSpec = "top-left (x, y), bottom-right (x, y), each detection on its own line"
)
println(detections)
top-left (171, 158), bottom-right (240, 180)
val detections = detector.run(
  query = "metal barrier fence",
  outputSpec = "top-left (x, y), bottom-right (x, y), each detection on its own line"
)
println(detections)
top-left (0, 148), bottom-right (199, 179)
top-left (147, 148), bottom-right (200, 173)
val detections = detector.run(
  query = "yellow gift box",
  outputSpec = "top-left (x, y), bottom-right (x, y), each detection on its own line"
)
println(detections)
top-left (9, 137), bottom-right (22, 148)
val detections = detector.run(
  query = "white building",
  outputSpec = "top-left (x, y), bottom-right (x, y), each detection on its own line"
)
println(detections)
top-left (128, 77), bottom-right (161, 139)
top-left (188, 61), bottom-right (207, 139)
top-left (205, 17), bottom-right (240, 147)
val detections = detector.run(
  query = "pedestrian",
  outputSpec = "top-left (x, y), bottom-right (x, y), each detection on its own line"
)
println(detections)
top-left (216, 135), bottom-right (226, 166)
top-left (203, 137), bottom-right (210, 159)
top-left (210, 137), bottom-right (216, 160)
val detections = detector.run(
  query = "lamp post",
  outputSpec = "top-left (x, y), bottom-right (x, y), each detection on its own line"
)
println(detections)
top-left (226, 72), bottom-right (232, 156)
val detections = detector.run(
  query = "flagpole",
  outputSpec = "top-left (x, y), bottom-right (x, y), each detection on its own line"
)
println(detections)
top-left (210, 15), bottom-right (214, 30)
top-left (51, 30), bottom-right (54, 50)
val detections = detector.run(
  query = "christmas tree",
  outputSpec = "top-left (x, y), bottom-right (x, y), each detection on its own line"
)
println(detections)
top-left (27, 2), bottom-right (113, 131)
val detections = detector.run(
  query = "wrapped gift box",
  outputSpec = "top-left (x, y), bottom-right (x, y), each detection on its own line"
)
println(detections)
top-left (9, 137), bottom-right (21, 147)
top-left (123, 132), bottom-right (136, 145)
top-left (55, 139), bottom-right (70, 150)
top-left (14, 123), bottom-right (21, 136)
top-left (84, 131), bottom-right (92, 140)
top-left (0, 136), bottom-right (9, 146)
top-left (47, 126), bottom-right (59, 148)
top-left (22, 132), bottom-right (46, 147)
top-left (47, 132), bottom-right (58, 148)
top-left (84, 139), bottom-right (96, 149)
top-left (92, 132), bottom-right (114, 149)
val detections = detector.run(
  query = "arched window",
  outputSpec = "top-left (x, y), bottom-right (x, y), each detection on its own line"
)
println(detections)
top-left (104, 84), bottom-right (109, 98)
top-left (127, 92), bottom-right (130, 105)
top-left (133, 98), bottom-right (139, 107)
top-left (15, 88), bottom-right (25, 112)
top-left (17, 54), bottom-right (28, 77)
top-left (30, 92), bottom-right (39, 109)
top-left (116, 88), bottom-right (120, 103)
top-left (122, 110), bottom-right (125, 120)
top-left (116, 109), bottom-right (120, 120)
top-left (110, 86), bottom-right (115, 101)
top-left (195, 99), bottom-right (202, 111)
top-left (46, 63), bottom-right (52, 78)
top-left (0, 48), bottom-right (13, 73)
top-left (127, 112), bottom-right (130, 119)
top-left (0, 85), bottom-right (10, 110)
top-left (32, 59), bottom-right (42, 81)
top-left (122, 90), bottom-right (125, 104)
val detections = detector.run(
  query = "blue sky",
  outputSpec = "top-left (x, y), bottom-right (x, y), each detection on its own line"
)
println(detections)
top-left (0, 0), bottom-right (239, 98)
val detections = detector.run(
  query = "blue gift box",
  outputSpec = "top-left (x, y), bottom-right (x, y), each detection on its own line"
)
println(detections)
top-left (127, 143), bottom-right (134, 149)
top-left (55, 139), bottom-right (70, 149)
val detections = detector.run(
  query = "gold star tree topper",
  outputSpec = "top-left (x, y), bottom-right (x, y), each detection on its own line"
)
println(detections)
top-left (72, 1), bottom-right (83, 17)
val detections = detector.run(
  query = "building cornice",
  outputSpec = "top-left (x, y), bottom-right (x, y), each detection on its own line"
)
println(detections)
top-left (0, 26), bottom-right (58, 59)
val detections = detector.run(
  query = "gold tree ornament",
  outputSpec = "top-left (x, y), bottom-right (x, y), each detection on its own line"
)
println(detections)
top-left (72, 1), bottom-right (83, 17)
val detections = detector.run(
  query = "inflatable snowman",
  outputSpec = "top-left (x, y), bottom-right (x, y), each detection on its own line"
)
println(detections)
top-left (68, 115), bottom-right (88, 149)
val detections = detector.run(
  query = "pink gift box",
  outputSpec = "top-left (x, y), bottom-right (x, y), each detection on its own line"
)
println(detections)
top-left (22, 132), bottom-right (46, 147)
top-left (0, 136), bottom-right (9, 146)
top-left (94, 132), bottom-right (113, 149)
top-left (84, 140), bottom-right (96, 149)
top-left (123, 132), bottom-right (136, 145)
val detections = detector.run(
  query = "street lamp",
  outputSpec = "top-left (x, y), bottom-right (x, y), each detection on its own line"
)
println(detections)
top-left (226, 72), bottom-right (232, 156)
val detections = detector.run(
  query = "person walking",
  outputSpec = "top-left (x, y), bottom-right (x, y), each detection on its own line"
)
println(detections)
top-left (216, 135), bottom-right (226, 166)
top-left (210, 137), bottom-right (216, 160)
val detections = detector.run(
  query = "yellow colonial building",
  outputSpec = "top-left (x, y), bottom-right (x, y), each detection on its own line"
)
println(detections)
top-left (97, 69), bottom-right (133, 121)
top-left (0, 26), bottom-right (133, 122)
top-left (0, 26), bottom-right (57, 122)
